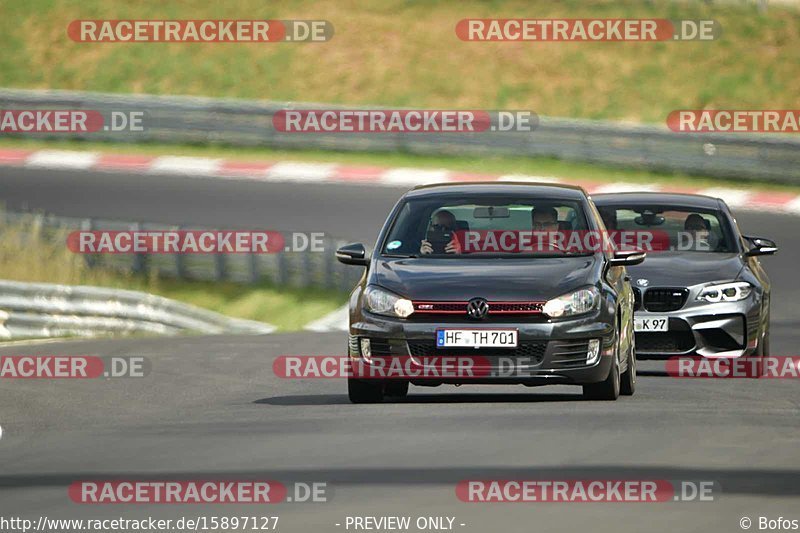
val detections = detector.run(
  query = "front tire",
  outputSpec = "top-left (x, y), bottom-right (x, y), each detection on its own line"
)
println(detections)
top-left (385, 381), bottom-right (409, 398)
top-left (620, 326), bottom-right (636, 396)
top-left (754, 327), bottom-right (770, 378)
top-left (348, 378), bottom-right (384, 404)
top-left (583, 340), bottom-right (621, 401)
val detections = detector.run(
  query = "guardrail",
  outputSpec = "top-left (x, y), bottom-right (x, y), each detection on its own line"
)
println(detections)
top-left (0, 279), bottom-right (275, 339)
top-left (1, 88), bottom-right (799, 184)
top-left (2, 210), bottom-right (363, 292)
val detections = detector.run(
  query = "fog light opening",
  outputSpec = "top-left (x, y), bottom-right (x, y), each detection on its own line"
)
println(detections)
top-left (360, 338), bottom-right (372, 359)
top-left (586, 339), bottom-right (601, 365)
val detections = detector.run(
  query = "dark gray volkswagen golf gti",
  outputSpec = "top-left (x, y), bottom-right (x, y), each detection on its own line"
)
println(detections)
top-left (336, 183), bottom-right (644, 403)
top-left (593, 192), bottom-right (776, 368)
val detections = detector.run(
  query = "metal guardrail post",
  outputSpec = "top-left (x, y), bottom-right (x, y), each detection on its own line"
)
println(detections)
top-left (276, 252), bottom-right (288, 286)
top-left (130, 222), bottom-right (147, 274)
top-left (174, 225), bottom-right (188, 279)
top-left (324, 240), bottom-right (336, 289)
top-left (301, 251), bottom-right (313, 287)
top-left (248, 253), bottom-right (260, 284)
top-left (214, 252), bottom-right (226, 281)
top-left (81, 218), bottom-right (96, 268)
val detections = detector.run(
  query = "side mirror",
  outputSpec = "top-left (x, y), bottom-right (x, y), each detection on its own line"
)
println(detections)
top-left (336, 243), bottom-right (369, 266)
top-left (609, 249), bottom-right (646, 267)
top-left (744, 236), bottom-right (778, 257)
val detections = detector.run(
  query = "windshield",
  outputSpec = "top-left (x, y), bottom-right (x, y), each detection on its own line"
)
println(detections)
top-left (595, 204), bottom-right (738, 253)
top-left (381, 195), bottom-right (592, 257)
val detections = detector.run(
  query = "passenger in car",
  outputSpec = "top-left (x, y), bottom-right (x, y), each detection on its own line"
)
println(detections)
top-left (420, 209), bottom-right (460, 254)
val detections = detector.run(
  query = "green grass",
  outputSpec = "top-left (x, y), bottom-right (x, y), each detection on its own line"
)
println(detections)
top-left (0, 216), bottom-right (348, 331)
top-left (4, 137), bottom-right (800, 193)
top-left (0, 1), bottom-right (798, 123)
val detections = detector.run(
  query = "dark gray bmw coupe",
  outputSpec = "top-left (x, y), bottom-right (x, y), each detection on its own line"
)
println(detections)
top-left (336, 183), bottom-right (644, 403)
top-left (593, 192), bottom-right (776, 368)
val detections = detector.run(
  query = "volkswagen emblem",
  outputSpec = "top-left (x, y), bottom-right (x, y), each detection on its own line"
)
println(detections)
top-left (636, 278), bottom-right (650, 287)
top-left (466, 298), bottom-right (489, 320)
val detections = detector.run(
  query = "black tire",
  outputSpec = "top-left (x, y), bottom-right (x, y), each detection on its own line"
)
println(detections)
top-left (620, 327), bottom-right (636, 396)
top-left (348, 378), bottom-right (384, 404)
top-left (583, 339), bottom-right (621, 401)
top-left (754, 327), bottom-right (770, 378)
top-left (385, 381), bottom-right (409, 398)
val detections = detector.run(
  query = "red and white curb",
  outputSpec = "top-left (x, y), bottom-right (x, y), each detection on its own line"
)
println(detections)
top-left (2, 148), bottom-right (800, 215)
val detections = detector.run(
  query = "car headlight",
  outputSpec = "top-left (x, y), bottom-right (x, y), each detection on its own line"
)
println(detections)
top-left (697, 281), bottom-right (752, 303)
top-left (543, 287), bottom-right (599, 318)
top-left (363, 286), bottom-right (414, 318)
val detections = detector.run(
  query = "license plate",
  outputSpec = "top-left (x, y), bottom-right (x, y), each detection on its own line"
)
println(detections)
top-left (634, 316), bottom-right (669, 332)
top-left (436, 329), bottom-right (518, 348)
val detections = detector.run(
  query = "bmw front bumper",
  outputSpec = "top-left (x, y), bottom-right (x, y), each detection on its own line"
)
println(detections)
top-left (633, 284), bottom-right (762, 359)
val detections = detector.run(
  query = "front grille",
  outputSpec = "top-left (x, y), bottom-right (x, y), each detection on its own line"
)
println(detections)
top-left (412, 300), bottom-right (544, 316)
top-left (406, 341), bottom-right (547, 362)
top-left (642, 288), bottom-right (689, 312)
top-left (491, 302), bottom-right (544, 313)
top-left (550, 340), bottom-right (591, 368)
top-left (368, 338), bottom-right (395, 356)
top-left (414, 302), bottom-right (465, 313)
top-left (635, 319), bottom-right (695, 353)
top-left (632, 288), bottom-right (642, 311)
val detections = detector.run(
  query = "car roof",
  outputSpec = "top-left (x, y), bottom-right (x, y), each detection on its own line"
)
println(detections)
top-left (405, 181), bottom-right (588, 200)
top-left (591, 192), bottom-right (724, 210)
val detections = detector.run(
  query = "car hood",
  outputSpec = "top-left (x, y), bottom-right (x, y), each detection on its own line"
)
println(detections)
top-left (626, 252), bottom-right (744, 287)
top-left (372, 255), bottom-right (599, 301)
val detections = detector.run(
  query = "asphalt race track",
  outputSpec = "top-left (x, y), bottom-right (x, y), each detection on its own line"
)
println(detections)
top-left (1, 167), bottom-right (799, 533)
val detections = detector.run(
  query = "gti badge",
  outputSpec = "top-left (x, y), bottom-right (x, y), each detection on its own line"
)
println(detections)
top-left (636, 279), bottom-right (650, 287)
top-left (466, 298), bottom-right (489, 320)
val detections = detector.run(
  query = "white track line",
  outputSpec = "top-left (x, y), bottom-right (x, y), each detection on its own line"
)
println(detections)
top-left (267, 162), bottom-right (337, 182)
top-left (26, 150), bottom-right (99, 170)
top-left (149, 156), bottom-right (223, 176)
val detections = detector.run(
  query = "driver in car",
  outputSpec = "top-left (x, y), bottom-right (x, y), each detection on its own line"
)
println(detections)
top-left (684, 213), bottom-right (715, 251)
top-left (530, 206), bottom-right (563, 252)
top-left (420, 209), bottom-right (461, 254)
top-left (531, 206), bottom-right (560, 231)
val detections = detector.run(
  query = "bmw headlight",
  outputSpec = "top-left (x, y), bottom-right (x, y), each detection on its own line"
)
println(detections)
top-left (543, 287), bottom-right (599, 318)
top-left (363, 286), bottom-right (414, 318)
top-left (697, 281), bottom-right (752, 303)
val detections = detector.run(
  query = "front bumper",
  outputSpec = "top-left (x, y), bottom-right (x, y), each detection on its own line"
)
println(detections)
top-left (633, 291), bottom-right (761, 359)
top-left (348, 311), bottom-right (616, 386)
